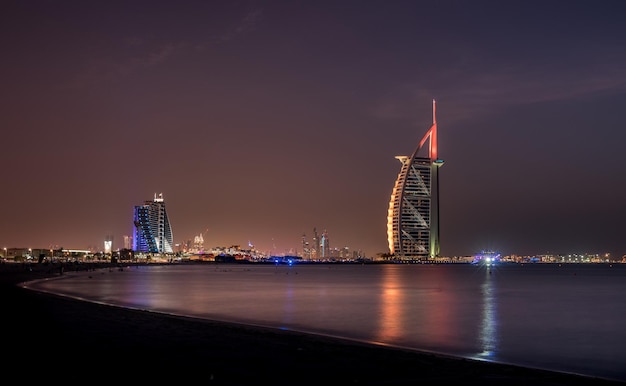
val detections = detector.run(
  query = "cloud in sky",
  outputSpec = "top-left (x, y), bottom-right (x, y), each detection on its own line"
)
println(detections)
top-left (374, 43), bottom-right (626, 125)
top-left (66, 6), bottom-right (264, 88)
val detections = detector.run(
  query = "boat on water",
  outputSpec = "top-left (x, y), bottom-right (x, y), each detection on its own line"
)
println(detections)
top-left (471, 250), bottom-right (501, 265)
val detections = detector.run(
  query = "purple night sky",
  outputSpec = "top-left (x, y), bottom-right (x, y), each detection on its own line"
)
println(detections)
top-left (1, 1), bottom-right (625, 258)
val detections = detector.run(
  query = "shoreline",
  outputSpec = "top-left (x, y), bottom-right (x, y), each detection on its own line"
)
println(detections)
top-left (3, 261), bottom-right (624, 384)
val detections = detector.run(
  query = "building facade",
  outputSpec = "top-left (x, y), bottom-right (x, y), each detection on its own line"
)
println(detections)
top-left (133, 193), bottom-right (174, 254)
top-left (387, 100), bottom-right (444, 260)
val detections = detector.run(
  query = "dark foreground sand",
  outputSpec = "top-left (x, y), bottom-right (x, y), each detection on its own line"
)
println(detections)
top-left (2, 262), bottom-right (624, 385)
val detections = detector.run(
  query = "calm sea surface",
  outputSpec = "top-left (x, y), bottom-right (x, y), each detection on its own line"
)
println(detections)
top-left (28, 262), bottom-right (626, 382)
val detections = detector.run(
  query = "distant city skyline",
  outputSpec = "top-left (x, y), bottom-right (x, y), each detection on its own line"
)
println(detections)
top-left (1, 2), bottom-right (625, 258)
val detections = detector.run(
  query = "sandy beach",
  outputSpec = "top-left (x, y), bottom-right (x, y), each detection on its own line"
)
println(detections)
top-left (2, 261), bottom-right (623, 385)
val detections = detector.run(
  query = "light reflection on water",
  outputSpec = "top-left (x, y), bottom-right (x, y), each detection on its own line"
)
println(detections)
top-left (28, 263), bottom-right (626, 382)
top-left (478, 268), bottom-right (498, 358)
top-left (375, 264), bottom-right (403, 342)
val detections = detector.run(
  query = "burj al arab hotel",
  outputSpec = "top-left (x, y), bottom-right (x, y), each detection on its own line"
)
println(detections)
top-left (387, 99), bottom-right (444, 260)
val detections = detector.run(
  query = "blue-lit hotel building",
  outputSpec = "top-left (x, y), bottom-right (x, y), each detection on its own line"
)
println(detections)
top-left (133, 193), bottom-right (174, 254)
top-left (387, 100), bottom-right (444, 260)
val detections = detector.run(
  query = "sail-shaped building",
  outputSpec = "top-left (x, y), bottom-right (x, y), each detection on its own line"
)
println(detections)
top-left (133, 193), bottom-right (174, 254)
top-left (387, 100), bottom-right (444, 260)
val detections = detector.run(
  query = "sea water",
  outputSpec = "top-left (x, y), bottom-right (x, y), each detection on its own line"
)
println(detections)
top-left (28, 262), bottom-right (626, 382)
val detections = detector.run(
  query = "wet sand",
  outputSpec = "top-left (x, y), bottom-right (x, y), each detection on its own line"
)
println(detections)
top-left (2, 261), bottom-right (623, 385)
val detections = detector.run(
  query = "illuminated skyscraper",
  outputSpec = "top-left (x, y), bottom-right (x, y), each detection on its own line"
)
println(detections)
top-left (104, 234), bottom-right (113, 254)
top-left (320, 229), bottom-right (330, 259)
top-left (123, 235), bottom-right (133, 250)
top-left (133, 193), bottom-right (174, 254)
top-left (387, 100), bottom-right (444, 260)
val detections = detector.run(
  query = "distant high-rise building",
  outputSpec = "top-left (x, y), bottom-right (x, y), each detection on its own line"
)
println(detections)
top-left (104, 234), bottom-right (113, 254)
top-left (320, 229), bottom-right (330, 259)
top-left (193, 232), bottom-right (204, 253)
top-left (123, 235), bottom-right (133, 250)
top-left (312, 227), bottom-right (320, 260)
top-left (133, 193), bottom-right (174, 254)
top-left (301, 233), bottom-right (311, 260)
top-left (387, 100), bottom-right (444, 260)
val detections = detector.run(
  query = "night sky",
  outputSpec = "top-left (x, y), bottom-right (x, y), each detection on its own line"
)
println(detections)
top-left (2, 1), bottom-right (625, 258)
